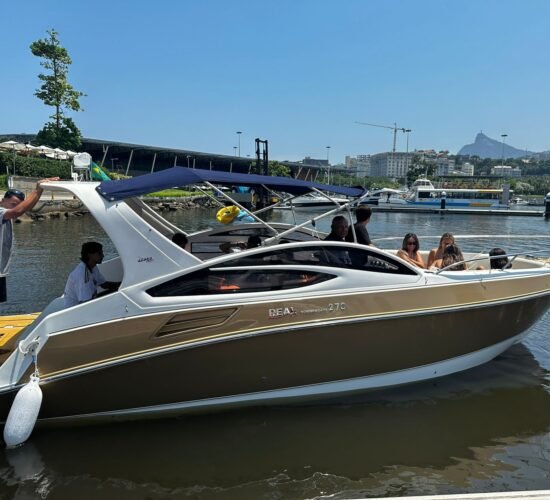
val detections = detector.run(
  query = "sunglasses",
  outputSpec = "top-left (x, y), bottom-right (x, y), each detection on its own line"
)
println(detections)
top-left (4, 190), bottom-right (25, 201)
top-left (407, 241), bottom-right (416, 246)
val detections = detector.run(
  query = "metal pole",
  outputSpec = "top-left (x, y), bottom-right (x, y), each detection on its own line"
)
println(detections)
top-left (150, 153), bottom-right (157, 173)
top-left (237, 131), bottom-right (242, 157)
top-left (125, 149), bottom-right (134, 176)
top-left (100, 145), bottom-right (109, 168)
top-left (326, 146), bottom-right (331, 184)
top-left (501, 134), bottom-right (508, 165)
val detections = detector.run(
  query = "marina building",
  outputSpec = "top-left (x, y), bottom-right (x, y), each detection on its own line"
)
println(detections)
top-left (491, 165), bottom-right (522, 177)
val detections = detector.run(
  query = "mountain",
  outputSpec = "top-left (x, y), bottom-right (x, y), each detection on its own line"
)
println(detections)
top-left (458, 132), bottom-right (534, 159)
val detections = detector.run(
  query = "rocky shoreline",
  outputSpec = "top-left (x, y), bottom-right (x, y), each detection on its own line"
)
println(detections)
top-left (21, 195), bottom-right (218, 222)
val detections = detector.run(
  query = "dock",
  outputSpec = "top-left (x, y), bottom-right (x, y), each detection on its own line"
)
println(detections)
top-left (371, 206), bottom-right (545, 217)
top-left (377, 491), bottom-right (550, 500)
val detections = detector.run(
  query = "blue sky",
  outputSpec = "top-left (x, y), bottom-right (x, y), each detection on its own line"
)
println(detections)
top-left (1, 0), bottom-right (549, 164)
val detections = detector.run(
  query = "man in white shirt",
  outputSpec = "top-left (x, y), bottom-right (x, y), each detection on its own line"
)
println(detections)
top-left (64, 242), bottom-right (120, 308)
top-left (0, 178), bottom-right (59, 302)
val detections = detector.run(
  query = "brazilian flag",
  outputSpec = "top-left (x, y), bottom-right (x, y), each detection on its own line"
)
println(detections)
top-left (90, 162), bottom-right (111, 181)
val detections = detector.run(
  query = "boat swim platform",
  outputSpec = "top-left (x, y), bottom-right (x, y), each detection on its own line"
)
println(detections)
top-left (370, 206), bottom-right (545, 217)
top-left (375, 490), bottom-right (550, 500)
top-left (0, 313), bottom-right (39, 347)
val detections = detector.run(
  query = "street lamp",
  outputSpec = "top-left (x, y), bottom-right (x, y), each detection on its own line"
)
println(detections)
top-left (110, 157), bottom-right (119, 171)
top-left (404, 129), bottom-right (412, 154)
top-left (501, 134), bottom-right (508, 166)
top-left (236, 131), bottom-right (242, 157)
top-left (326, 146), bottom-right (331, 185)
top-left (233, 146), bottom-right (238, 156)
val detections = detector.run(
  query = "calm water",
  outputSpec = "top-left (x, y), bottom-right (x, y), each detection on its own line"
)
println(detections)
top-left (2, 208), bottom-right (550, 499)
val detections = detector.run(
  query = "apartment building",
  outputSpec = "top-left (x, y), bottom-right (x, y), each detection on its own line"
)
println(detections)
top-left (369, 152), bottom-right (412, 178)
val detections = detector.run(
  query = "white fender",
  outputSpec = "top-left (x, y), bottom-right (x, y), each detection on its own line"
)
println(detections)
top-left (3, 375), bottom-right (43, 448)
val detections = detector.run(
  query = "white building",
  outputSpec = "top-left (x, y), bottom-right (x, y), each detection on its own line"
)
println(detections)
top-left (369, 152), bottom-right (412, 179)
top-left (491, 165), bottom-right (521, 178)
top-left (461, 162), bottom-right (474, 176)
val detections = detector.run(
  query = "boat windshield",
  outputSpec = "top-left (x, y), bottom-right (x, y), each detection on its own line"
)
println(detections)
top-left (146, 244), bottom-right (417, 297)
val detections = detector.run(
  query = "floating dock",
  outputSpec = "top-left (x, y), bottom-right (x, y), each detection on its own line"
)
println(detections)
top-left (0, 313), bottom-right (38, 347)
top-left (378, 491), bottom-right (550, 500)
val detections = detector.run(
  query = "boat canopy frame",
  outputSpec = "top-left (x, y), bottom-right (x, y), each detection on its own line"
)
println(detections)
top-left (96, 166), bottom-right (367, 201)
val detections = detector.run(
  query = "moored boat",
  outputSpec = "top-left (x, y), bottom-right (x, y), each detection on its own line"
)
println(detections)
top-left (0, 167), bottom-right (549, 430)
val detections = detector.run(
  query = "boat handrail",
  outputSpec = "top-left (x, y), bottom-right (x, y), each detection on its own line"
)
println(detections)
top-left (434, 249), bottom-right (550, 274)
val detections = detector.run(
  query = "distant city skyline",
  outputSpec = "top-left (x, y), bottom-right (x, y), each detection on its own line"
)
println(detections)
top-left (2, 0), bottom-right (550, 165)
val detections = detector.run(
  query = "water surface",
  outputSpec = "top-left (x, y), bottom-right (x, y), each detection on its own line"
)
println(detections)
top-left (2, 208), bottom-right (550, 499)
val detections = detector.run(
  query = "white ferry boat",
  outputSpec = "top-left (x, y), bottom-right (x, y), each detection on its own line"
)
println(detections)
top-left (404, 179), bottom-right (511, 209)
top-left (360, 179), bottom-right (510, 209)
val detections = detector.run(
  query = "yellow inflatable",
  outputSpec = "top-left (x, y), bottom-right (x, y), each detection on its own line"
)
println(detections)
top-left (216, 205), bottom-right (241, 224)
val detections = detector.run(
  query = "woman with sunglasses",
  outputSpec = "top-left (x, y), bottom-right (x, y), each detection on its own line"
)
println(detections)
top-left (0, 177), bottom-right (59, 301)
top-left (427, 232), bottom-right (455, 268)
top-left (397, 233), bottom-right (425, 269)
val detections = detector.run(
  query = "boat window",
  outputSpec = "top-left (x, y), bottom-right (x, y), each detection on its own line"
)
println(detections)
top-left (210, 245), bottom-right (417, 275)
top-left (146, 268), bottom-right (335, 297)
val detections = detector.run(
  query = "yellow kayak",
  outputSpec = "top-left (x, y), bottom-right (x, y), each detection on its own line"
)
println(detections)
top-left (0, 313), bottom-right (39, 347)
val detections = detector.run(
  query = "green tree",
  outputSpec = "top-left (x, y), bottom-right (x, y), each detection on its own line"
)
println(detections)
top-left (30, 29), bottom-right (85, 150)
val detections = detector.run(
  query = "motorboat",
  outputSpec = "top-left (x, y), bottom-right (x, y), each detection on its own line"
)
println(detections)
top-left (275, 192), bottom-right (349, 209)
top-left (1, 167), bottom-right (550, 431)
top-left (360, 187), bottom-right (407, 206)
top-left (511, 196), bottom-right (529, 206)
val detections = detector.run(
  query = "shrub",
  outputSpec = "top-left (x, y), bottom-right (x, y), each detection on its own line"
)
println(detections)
top-left (0, 152), bottom-right (72, 179)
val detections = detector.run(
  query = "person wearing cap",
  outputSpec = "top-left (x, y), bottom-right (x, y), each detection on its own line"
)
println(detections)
top-left (0, 177), bottom-right (59, 302)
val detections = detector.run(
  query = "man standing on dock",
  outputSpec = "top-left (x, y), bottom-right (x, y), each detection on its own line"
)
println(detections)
top-left (0, 177), bottom-right (59, 302)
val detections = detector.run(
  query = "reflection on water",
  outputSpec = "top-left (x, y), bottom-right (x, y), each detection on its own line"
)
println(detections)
top-left (1, 344), bottom-right (550, 499)
top-left (2, 209), bottom-right (550, 498)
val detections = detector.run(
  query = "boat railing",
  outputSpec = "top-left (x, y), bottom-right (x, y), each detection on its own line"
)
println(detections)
top-left (434, 249), bottom-right (550, 274)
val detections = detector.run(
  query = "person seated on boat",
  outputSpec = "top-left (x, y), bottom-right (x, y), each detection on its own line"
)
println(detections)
top-left (396, 233), bottom-right (425, 269)
top-left (219, 241), bottom-right (246, 254)
top-left (171, 233), bottom-right (189, 250)
top-left (489, 247), bottom-right (512, 270)
top-left (431, 243), bottom-right (466, 271)
top-left (247, 235), bottom-right (262, 248)
top-left (427, 232), bottom-right (455, 268)
top-left (345, 206), bottom-right (375, 247)
top-left (325, 215), bottom-right (349, 242)
top-left (323, 216), bottom-right (352, 266)
top-left (63, 242), bottom-right (121, 308)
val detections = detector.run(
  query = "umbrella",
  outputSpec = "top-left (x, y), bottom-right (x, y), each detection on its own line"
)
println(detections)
top-left (36, 145), bottom-right (54, 155)
top-left (22, 144), bottom-right (38, 155)
top-left (0, 141), bottom-right (25, 152)
top-left (52, 148), bottom-right (68, 160)
top-left (0, 141), bottom-right (25, 175)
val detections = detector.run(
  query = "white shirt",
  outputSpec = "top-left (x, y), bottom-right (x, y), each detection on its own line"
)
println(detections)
top-left (0, 207), bottom-right (13, 275)
top-left (63, 261), bottom-right (106, 308)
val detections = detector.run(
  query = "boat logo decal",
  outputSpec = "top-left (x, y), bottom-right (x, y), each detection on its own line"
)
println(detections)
top-left (138, 256), bottom-right (154, 263)
top-left (269, 302), bottom-right (347, 319)
top-left (268, 307), bottom-right (297, 319)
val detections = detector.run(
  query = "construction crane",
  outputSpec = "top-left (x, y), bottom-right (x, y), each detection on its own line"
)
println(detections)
top-left (355, 121), bottom-right (411, 153)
